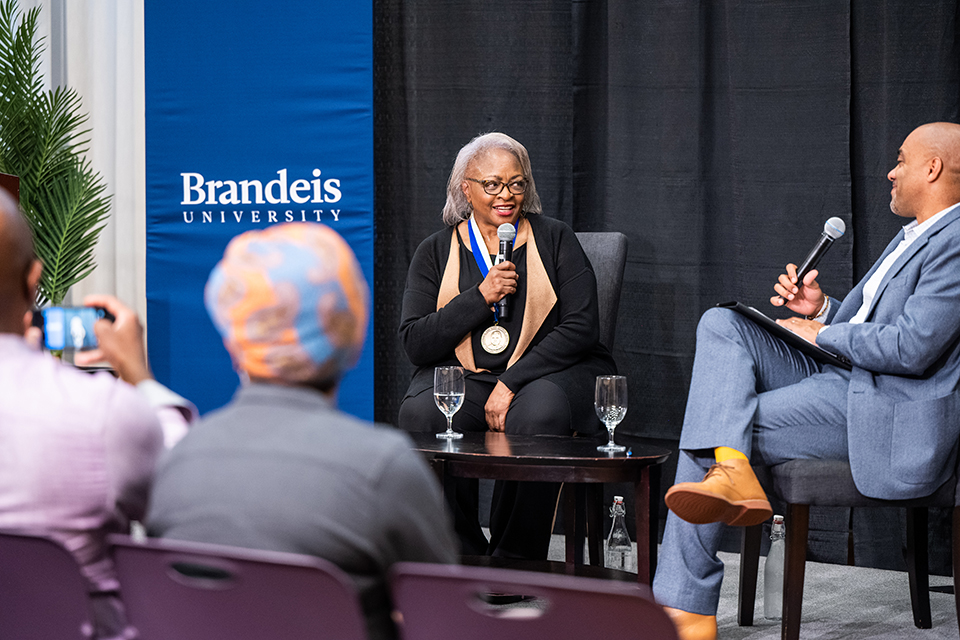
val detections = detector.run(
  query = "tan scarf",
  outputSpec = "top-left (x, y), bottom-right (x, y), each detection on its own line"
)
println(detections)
top-left (436, 216), bottom-right (557, 372)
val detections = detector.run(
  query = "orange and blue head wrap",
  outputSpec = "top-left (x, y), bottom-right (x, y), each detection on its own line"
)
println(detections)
top-left (204, 223), bottom-right (368, 385)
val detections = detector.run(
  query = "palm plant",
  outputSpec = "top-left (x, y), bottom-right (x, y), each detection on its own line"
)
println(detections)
top-left (0, 0), bottom-right (109, 305)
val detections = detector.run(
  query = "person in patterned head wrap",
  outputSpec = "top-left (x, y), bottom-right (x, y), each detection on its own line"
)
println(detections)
top-left (204, 222), bottom-right (368, 391)
top-left (148, 222), bottom-right (458, 640)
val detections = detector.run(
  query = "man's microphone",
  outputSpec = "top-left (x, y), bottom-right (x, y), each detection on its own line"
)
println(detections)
top-left (795, 217), bottom-right (846, 286)
top-left (495, 223), bottom-right (517, 320)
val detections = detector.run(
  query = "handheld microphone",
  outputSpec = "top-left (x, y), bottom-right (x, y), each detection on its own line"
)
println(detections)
top-left (495, 223), bottom-right (517, 320)
top-left (795, 217), bottom-right (846, 285)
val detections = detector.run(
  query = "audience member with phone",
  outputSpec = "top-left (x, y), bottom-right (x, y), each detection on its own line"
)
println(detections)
top-left (0, 188), bottom-right (195, 639)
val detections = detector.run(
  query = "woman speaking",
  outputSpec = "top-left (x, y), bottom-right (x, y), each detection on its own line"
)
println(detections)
top-left (398, 132), bottom-right (616, 560)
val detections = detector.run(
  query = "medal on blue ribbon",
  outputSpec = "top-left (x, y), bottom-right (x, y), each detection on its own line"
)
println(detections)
top-left (468, 215), bottom-right (510, 354)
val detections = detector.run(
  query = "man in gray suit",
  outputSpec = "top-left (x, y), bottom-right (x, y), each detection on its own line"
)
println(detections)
top-left (653, 122), bottom-right (960, 640)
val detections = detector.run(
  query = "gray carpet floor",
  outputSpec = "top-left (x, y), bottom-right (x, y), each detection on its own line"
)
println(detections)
top-left (712, 550), bottom-right (957, 639)
top-left (544, 536), bottom-right (958, 639)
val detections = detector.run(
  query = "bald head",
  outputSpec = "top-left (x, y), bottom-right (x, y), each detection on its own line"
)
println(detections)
top-left (888, 122), bottom-right (960, 222)
top-left (911, 122), bottom-right (960, 176)
top-left (0, 189), bottom-right (41, 333)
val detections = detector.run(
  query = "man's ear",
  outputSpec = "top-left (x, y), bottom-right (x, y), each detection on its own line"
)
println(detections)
top-left (927, 156), bottom-right (944, 182)
top-left (24, 259), bottom-right (42, 302)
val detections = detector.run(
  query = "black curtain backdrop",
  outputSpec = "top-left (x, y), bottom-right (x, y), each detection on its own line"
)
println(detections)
top-left (373, 0), bottom-right (960, 571)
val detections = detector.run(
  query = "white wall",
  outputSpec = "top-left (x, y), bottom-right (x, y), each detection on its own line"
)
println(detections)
top-left (25, 0), bottom-right (146, 321)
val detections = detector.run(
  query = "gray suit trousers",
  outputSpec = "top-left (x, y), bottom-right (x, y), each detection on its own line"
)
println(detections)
top-left (653, 307), bottom-right (852, 615)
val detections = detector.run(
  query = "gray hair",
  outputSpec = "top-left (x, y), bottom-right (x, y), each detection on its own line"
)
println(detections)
top-left (441, 132), bottom-right (543, 226)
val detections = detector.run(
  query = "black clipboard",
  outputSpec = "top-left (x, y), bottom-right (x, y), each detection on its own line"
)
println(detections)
top-left (717, 301), bottom-right (852, 371)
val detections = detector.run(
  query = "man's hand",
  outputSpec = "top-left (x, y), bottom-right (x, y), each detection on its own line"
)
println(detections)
top-left (770, 263), bottom-right (826, 317)
top-left (775, 316), bottom-right (822, 344)
top-left (72, 295), bottom-right (152, 385)
top-left (22, 310), bottom-right (42, 350)
top-left (484, 380), bottom-right (515, 432)
top-left (478, 261), bottom-right (518, 307)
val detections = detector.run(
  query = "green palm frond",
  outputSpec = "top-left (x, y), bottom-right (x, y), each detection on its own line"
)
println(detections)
top-left (0, 0), bottom-right (110, 305)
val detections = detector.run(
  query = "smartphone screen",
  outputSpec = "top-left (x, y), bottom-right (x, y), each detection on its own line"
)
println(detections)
top-left (41, 307), bottom-right (108, 351)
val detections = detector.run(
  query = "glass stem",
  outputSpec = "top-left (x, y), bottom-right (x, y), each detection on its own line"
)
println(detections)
top-left (447, 415), bottom-right (454, 434)
top-left (607, 423), bottom-right (615, 445)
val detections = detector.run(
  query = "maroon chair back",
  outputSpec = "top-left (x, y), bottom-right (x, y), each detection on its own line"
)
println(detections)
top-left (0, 530), bottom-right (94, 639)
top-left (0, 172), bottom-right (19, 202)
top-left (390, 562), bottom-right (679, 640)
top-left (109, 534), bottom-right (367, 640)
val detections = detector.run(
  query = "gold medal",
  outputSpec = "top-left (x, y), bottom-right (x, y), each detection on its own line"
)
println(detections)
top-left (480, 324), bottom-right (510, 354)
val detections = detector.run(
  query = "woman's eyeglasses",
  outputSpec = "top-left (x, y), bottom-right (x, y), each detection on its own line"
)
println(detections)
top-left (466, 177), bottom-right (527, 196)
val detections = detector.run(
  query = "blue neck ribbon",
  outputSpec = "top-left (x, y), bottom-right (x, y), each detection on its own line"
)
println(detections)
top-left (467, 215), bottom-right (499, 323)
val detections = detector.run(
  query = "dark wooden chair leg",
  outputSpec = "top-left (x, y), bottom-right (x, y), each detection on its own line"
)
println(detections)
top-left (585, 484), bottom-right (603, 566)
top-left (738, 524), bottom-right (762, 626)
top-left (573, 484), bottom-right (588, 565)
top-left (782, 503), bottom-right (809, 640)
top-left (563, 483), bottom-right (581, 565)
top-left (635, 467), bottom-right (653, 584)
top-left (905, 507), bottom-right (932, 628)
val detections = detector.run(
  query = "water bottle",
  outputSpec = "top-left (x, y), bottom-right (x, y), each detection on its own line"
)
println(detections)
top-left (604, 495), bottom-right (634, 571)
top-left (764, 514), bottom-right (785, 620)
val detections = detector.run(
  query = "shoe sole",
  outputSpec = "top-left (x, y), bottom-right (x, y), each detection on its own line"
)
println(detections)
top-left (665, 485), bottom-right (772, 527)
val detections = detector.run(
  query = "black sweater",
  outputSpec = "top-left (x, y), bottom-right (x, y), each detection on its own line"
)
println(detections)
top-left (399, 214), bottom-right (614, 397)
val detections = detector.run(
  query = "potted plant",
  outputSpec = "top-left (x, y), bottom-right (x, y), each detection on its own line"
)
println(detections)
top-left (0, 0), bottom-right (109, 306)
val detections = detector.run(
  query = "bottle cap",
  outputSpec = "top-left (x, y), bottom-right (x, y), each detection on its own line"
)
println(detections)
top-left (614, 495), bottom-right (623, 502)
top-left (773, 514), bottom-right (784, 524)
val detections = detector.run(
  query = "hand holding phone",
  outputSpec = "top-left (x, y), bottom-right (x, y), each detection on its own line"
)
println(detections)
top-left (40, 306), bottom-right (115, 351)
top-left (71, 295), bottom-right (152, 385)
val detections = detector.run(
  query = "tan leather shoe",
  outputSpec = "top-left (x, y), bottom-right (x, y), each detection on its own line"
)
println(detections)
top-left (663, 607), bottom-right (717, 640)
top-left (665, 458), bottom-right (772, 526)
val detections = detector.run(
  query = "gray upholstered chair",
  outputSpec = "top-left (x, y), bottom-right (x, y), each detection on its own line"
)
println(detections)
top-left (575, 231), bottom-right (628, 350)
top-left (737, 459), bottom-right (960, 639)
top-left (571, 231), bottom-right (629, 564)
top-left (474, 231), bottom-right (629, 567)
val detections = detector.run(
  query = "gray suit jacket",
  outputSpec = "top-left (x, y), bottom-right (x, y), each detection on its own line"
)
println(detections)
top-left (819, 203), bottom-right (960, 499)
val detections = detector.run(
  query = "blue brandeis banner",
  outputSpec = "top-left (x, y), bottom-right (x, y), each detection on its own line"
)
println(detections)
top-left (144, 2), bottom-right (373, 417)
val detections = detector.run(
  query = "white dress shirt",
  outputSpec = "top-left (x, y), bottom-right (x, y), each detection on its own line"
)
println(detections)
top-left (849, 203), bottom-right (959, 324)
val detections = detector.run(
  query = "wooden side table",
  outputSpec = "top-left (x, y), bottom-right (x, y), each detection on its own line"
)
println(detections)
top-left (409, 431), bottom-right (671, 584)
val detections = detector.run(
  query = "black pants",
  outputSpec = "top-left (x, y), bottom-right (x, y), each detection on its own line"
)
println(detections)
top-left (398, 376), bottom-right (574, 559)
